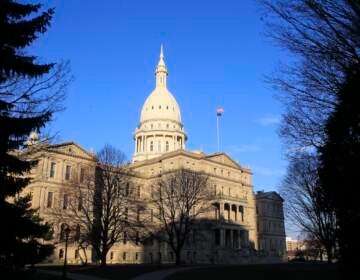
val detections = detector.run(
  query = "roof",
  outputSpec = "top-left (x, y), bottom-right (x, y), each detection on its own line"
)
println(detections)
top-left (256, 191), bottom-right (284, 202)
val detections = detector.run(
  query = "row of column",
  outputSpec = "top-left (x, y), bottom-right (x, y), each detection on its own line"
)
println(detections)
top-left (215, 228), bottom-right (249, 248)
top-left (135, 134), bottom-right (184, 153)
top-left (213, 202), bottom-right (244, 222)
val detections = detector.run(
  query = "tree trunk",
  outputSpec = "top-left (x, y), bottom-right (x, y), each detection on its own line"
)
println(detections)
top-left (325, 245), bottom-right (333, 263)
top-left (100, 249), bottom-right (108, 267)
top-left (175, 250), bottom-right (181, 266)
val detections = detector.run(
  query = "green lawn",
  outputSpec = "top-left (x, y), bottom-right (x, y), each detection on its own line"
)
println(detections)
top-left (166, 263), bottom-right (340, 280)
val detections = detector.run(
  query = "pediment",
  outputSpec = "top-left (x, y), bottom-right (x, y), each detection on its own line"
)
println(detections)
top-left (47, 142), bottom-right (95, 160)
top-left (206, 153), bottom-right (241, 169)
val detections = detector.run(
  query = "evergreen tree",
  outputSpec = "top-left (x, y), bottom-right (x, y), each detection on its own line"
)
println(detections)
top-left (0, 0), bottom-right (57, 271)
top-left (319, 66), bottom-right (360, 278)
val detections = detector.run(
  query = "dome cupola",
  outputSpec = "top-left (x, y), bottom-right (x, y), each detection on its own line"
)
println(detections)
top-left (133, 46), bottom-right (187, 162)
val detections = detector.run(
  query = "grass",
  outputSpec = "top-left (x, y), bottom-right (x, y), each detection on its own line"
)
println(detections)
top-left (165, 262), bottom-right (340, 280)
top-left (39, 264), bottom-right (175, 280)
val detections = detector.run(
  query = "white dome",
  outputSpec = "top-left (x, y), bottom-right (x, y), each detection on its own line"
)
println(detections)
top-left (140, 87), bottom-right (182, 123)
top-left (133, 46), bottom-right (187, 162)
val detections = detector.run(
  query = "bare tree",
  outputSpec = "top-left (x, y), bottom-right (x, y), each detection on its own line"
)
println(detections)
top-left (0, 61), bottom-right (72, 119)
top-left (52, 144), bottom-right (139, 266)
top-left (280, 154), bottom-right (337, 262)
top-left (147, 169), bottom-right (211, 265)
top-left (259, 0), bottom-right (360, 154)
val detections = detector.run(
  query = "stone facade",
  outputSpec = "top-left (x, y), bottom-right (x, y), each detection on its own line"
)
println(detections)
top-left (256, 191), bottom-right (287, 261)
top-left (20, 47), bottom-right (286, 264)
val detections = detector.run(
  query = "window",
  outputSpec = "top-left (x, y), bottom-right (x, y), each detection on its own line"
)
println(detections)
top-left (123, 232), bottom-right (127, 244)
top-left (47, 192), bottom-right (53, 208)
top-left (137, 185), bottom-right (141, 198)
top-left (158, 141), bottom-right (161, 152)
top-left (125, 183), bottom-right (130, 196)
top-left (124, 208), bottom-right (128, 220)
top-left (78, 192), bottom-right (83, 211)
top-left (135, 232), bottom-right (140, 245)
top-left (65, 165), bottom-right (71, 180)
top-left (80, 168), bottom-right (86, 183)
top-left (165, 141), bottom-right (169, 151)
top-left (110, 252), bottom-right (114, 260)
top-left (239, 205), bottom-right (244, 221)
top-left (150, 141), bottom-right (153, 152)
top-left (75, 224), bottom-right (81, 241)
top-left (137, 208), bottom-right (141, 222)
top-left (50, 162), bottom-right (56, 178)
top-left (59, 223), bottom-right (67, 241)
top-left (63, 194), bottom-right (68, 209)
top-left (75, 249), bottom-right (79, 259)
top-left (59, 249), bottom-right (64, 259)
top-left (135, 252), bottom-right (139, 260)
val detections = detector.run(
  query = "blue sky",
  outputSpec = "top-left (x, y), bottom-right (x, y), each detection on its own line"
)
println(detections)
top-left (32, 0), bottom-right (289, 193)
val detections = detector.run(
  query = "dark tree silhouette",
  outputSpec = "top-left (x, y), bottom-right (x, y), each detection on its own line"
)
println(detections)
top-left (259, 0), bottom-right (360, 153)
top-left (280, 154), bottom-right (336, 262)
top-left (0, 0), bottom-right (69, 273)
top-left (259, 1), bottom-right (360, 275)
top-left (319, 67), bottom-right (360, 277)
top-left (147, 169), bottom-right (211, 265)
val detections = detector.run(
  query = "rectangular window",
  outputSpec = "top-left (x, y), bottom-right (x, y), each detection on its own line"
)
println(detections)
top-left (123, 232), bottom-right (127, 244)
top-left (80, 168), bottom-right (85, 183)
top-left (65, 165), bottom-right (71, 180)
top-left (63, 194), bottom-right (68, 209)
top-left (50, 162), bottom-right (56, 178)
top-left (78, 192), bottom-right (83, 211)
top-left (137, 209), bottom-right (141, 222)
top-left (47, 192), bottom-right (53, 208)
top-left (137, 186), bottom-right (141, 198)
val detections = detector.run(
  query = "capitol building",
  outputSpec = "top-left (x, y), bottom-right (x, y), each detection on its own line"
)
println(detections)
top-left (21, 47), bottom-right (286, 264)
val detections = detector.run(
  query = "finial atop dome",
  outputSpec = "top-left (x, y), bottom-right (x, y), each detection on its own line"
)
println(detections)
top-left (155, 44), bottom-right (167, 88)
top-left (160, 44), bottom-right (164, 59)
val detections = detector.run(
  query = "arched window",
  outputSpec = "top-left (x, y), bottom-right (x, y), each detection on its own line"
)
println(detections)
top-left (59, 249), bottom-right (64, 259)
top-left (150, 141), bottom-right (153, 151)
top-left (165, 141), bottom-right (169, 151)
top-left (59, 223), bottom-right (66, 241)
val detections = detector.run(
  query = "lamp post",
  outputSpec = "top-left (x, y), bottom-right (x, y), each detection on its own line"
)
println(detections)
top-left (62, 226), bottom-right (71, 280)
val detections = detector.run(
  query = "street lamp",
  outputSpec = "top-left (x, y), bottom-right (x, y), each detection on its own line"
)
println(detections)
top-left (62, 226), bottom-right (71, 280)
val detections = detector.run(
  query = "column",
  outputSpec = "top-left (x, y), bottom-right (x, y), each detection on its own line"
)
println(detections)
top-left (229, 229), bottom-right (233, 248)
top-left (220, 202), bottom-right (224, 219)
top-left (143, 135), bottom-right (146, 152)
top-left (220, 228), bottom-right (225, 247)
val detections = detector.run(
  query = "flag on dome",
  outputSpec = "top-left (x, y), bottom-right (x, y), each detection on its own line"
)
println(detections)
top-left (216, 106), bottom-right (224, 116)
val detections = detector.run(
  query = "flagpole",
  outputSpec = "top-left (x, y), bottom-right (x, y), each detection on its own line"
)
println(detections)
top-left (216, 107), bottom-right (224, 152)
top-left (217, 114), bottom-right (220, 152)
